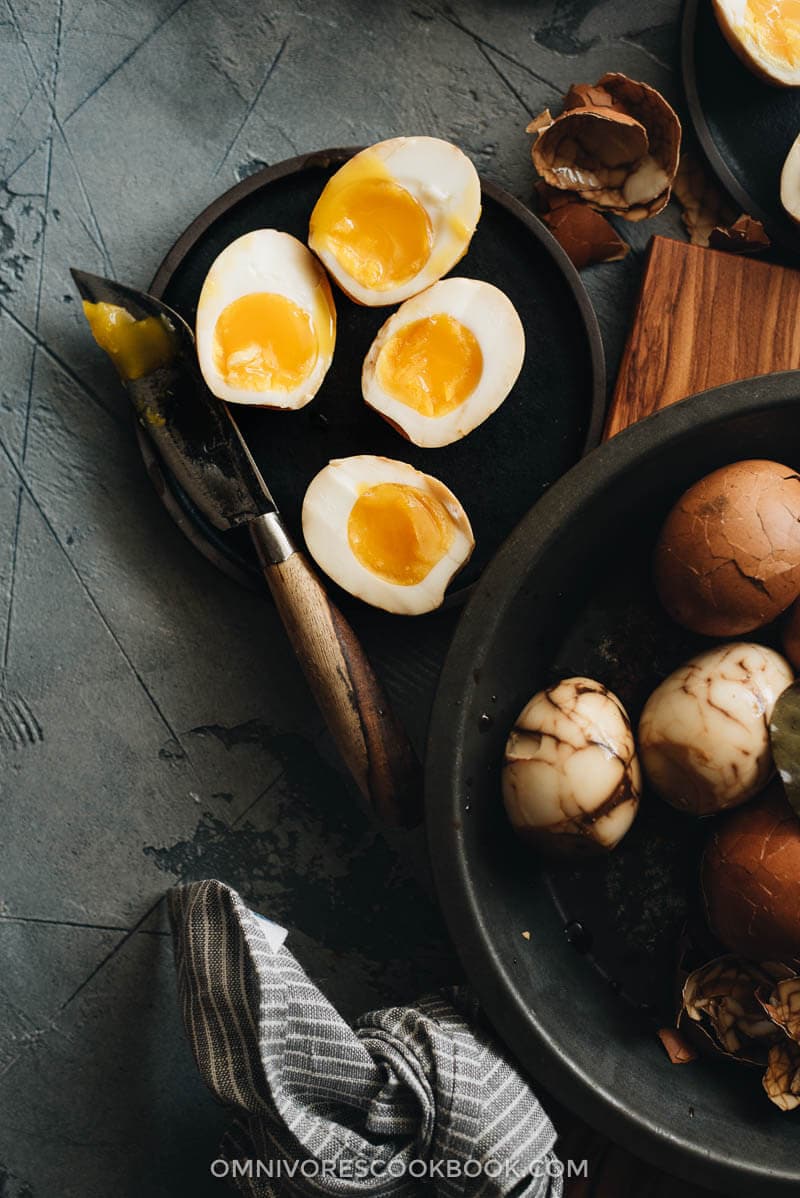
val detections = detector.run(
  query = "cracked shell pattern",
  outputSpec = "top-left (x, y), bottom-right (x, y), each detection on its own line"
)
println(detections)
top-left (639, 642), bottom-right (793, 815)
top-left (502, 676), bottom-right (641, 855)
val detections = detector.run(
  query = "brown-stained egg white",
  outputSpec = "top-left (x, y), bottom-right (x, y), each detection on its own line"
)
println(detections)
top-left (654, 460), bottom-right (800, 637)
top-left (502, 677), bottom-right (640, 857)
top-left (702, 785), bottom-right (800, 961)
top-left (638, 643), bottom-right (793, 816)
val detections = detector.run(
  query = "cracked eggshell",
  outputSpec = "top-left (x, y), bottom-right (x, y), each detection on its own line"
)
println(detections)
top-left (638, 643), bottom-right (793, 816)
top-left (528, 73), bottom-right (680, 221)
top-left (702, 785), bottom-right (800, 960)
top-left (654, 460), bottom-right (800, 637)
top-left (502, 677), bottom-right (641, 857)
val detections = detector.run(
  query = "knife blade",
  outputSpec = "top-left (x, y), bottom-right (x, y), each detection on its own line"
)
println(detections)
top-left (70, 268), bottom-right (279, 532)
top-left (71, 268), bottom-right (420, 827)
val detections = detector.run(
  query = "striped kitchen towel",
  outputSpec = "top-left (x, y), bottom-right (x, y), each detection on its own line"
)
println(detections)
top-left (169, 879), bottom-right (562, 1197)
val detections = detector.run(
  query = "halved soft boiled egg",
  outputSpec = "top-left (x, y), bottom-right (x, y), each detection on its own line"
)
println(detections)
top-left (713, 0), bottom-right (800, 86)
top-left (196, 230), bottom-right (336, 408)
top-left (362, 278), bottom-right (525, 448)
top-left (302, 456), bottom-right (474, 614)
top-left (308, 137), bottom-right (481, 306)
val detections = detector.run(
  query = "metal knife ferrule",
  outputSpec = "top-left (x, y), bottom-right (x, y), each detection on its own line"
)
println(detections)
top-left (249, 512), bottom-right (296, 566)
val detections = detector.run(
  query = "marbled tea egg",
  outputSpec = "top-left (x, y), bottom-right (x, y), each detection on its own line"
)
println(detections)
top-left (638, 643), bottom-right (793, 816)
top-left (502, 677), bottom-right (641, 857)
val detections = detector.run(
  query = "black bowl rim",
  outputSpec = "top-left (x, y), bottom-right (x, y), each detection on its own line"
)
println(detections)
top-left (135, 145), bottom-right (607, 593)
top-left (426, 370), bottom-right (800, 1194)
top-left (681, 0), bottom-right (800, 259)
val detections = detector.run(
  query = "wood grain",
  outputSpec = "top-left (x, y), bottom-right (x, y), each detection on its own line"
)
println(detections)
top-left (259, 547), bottom-right (422, 829)
top-left (605, 236), bottom-right (800, 439)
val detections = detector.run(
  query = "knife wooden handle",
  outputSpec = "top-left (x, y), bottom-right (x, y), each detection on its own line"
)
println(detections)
top-left (255, 541), bottom-right (422, 828)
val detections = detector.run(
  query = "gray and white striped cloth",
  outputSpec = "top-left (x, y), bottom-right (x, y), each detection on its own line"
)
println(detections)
top-left (169, 879), bottom-right (562, 1197)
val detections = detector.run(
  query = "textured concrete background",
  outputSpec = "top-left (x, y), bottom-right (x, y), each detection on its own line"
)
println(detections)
top-left (1, 2), bottom-right (684, 1194)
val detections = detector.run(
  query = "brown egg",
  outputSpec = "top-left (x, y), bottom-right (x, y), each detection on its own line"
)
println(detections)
top-left (654, 460), bottom-right (800, 636)
top-left (701, 786), bottom-right (800, 961)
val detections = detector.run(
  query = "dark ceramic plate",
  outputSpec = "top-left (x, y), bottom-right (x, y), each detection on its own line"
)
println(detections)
top-left (682, 0), bottom-right (800, 257)
top-left (427, 372), bottom-right (800, 1196)
top-left (141, 148), bottom-right (605, 598)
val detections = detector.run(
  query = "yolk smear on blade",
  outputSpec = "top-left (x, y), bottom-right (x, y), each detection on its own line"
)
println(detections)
top-left (348, 482), bottom-right (454, 585)
top-left (311, 155), bottom-right (432, 290)
top-left (213, 292), bottom-right (318, 391)
top-left (743, 0), bottom-right (800, 65)
top-left (377, 314), bottom-right (483, 417)
top-left (82, 301), bottom-right (175, 380)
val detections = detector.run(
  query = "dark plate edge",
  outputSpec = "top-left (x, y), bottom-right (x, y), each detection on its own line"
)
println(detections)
top-left (680, 0), bottom-right (800, 259)
top-left (425, 371), bottom-right (800, 1196)
top-left (135, 146), bottom-right (607, 593)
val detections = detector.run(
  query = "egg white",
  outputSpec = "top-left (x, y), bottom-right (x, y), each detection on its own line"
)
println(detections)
top-left (362, 278), bottom-right (525, 448)
top-left (714, 0), bottom-right (800, 86)
top-left (301, 455), bottom-right (474, 615)
top-left (308, 137), bottom-right (482, 307)
top-left (196, 229), bottom-right (336, 408)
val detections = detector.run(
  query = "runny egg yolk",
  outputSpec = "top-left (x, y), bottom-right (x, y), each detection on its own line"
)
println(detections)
top-left (82, 301), bottom-right (175, 380)
top-left (347, 483), bottom-right (454, 586)
top-left (213, 292), bottom-right (318, 391)
top-left (743, 0), bottom-right (800, 64)
top-left (311, 160), bottom-right (433, 290)
top-left (376, 314), bottom-right (483, 418)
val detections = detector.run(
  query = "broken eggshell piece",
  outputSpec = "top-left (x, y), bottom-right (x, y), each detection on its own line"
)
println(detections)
top-left (680, 956), bottom-right (784, 1064)
top-left (528, 73), bottom-right (681, 221)
top-left (534, 183), bottom-right (629, 269)
top-left (764, 1041), bottom-right (800, 1110)
top-left (502, 677), bottom-right (640, 857)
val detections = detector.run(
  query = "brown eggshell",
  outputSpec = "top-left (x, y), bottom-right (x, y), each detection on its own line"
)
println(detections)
top-left (535, 187), bottom-right (629, 269)
top-left (654, 460), bottom-right (800, 636)
top-left (701, 787), bottom-right (800, 961)
top-left (782, 598), bottom-right (800, 669)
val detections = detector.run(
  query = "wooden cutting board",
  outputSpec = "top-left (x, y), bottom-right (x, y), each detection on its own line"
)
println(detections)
top-left (604, 235), bottom-right (800, 440)
top-left (561, 233), bottom-right (800, 1198)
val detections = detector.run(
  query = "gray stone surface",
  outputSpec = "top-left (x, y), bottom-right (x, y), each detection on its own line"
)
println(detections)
top-left (0, 2), bottom-right (685, 1194)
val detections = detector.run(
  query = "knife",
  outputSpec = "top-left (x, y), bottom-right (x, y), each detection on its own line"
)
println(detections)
top-left (70, 268), bottom-right (421, 828)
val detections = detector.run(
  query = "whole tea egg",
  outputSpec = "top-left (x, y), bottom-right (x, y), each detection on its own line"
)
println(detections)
top-left (702, 785), bottom-right (800, 960)
top-left (638, 643), bottom-right (793, 816)
top-left (502, 677), bottom-right (641, 856)
top-left (654, 460), bottom-right (800, 637)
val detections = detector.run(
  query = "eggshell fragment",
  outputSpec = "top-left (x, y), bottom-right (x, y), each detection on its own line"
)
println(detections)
top-left (701, 786), bottom-right (800, 959)
top-left (528, 72), bottom-right (681, 221)
top-left (708, 213), bottom-right (770, 253)
top-left (673, 148), bottom-right (739, 245)
top-left (535, 183), bottom-right (629, 268)
top-left (654, 460), bottom-right (800, 637)
top-left (502, 677), bottom-right (640, 857)
top-left (638, 643), bottom-right (793, 816)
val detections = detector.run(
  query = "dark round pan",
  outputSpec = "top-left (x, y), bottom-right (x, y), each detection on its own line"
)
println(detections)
top-left (427, 372), bottom-right (800, 1196)
top-left (139, 148), bottom-right (605, 599)
top-left (682, 0), bottom-right (800, 258)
